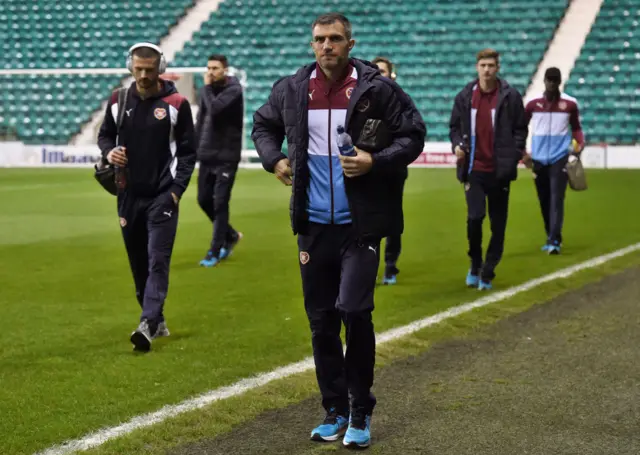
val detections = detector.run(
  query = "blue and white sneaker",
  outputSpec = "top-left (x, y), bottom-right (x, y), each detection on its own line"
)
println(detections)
top-left (343, 411), bottom-right (371, 449)
top-left (200, 256), bottom-right (220, 268)
top-left (478, 280), bottom-right (493, 291)
top-left (541, 244), bottom-right (551, 252)
top-left (382, 275), bottom-right (397, 285)
top-left (310, 408), bottom-right (349, 442)
top-left (199, 250), bottom-right (214, 266)
top-left (220, 232), bottom-right (244, 260)
top-left (466, 271), bottom-right (479, 288)
top-left (547, 244), bottom-right (561, 255)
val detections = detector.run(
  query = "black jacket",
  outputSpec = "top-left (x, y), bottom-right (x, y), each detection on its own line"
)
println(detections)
top-left (97, 80), bottom-right (196, 198)
top-left (195, 76), bottom-right (244, 165)
top-left (449, 79), bottom-right (527, 182)
top-left (251, 58), bottom-right (426, 239)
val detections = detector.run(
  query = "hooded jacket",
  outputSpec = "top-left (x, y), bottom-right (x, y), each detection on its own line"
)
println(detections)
top-left (195, 76), bottom-right (244, 165)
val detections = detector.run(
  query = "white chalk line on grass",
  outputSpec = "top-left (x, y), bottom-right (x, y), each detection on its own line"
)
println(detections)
top-left (38, 242), bottom-right (640, 455)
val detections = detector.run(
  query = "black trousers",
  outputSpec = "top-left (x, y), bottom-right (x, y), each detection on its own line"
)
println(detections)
top-left (298, 223), bottom-right (379, 415)
top-left (533, 156), bottom-right (569, 245)
top-left (197, 163), bottom-right (239, 257)
top-left (118, 191), bottom-right (179, 325)
top-left (384, 234), bottom-right (401, 277)
top-left (384, 175), bottom-right (406, 277)
top-left (465, 171), bottom-right (510, 281)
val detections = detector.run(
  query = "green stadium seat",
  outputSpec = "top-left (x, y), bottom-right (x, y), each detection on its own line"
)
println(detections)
top-left (0, 0), bottom-right (195, 144)
top-left (172, 0), bottom-right (567, 146)
top-left (565, 0), bottom-right (640, 144)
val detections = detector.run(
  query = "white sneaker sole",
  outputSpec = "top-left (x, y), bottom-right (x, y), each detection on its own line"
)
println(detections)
top-left (343, 439), bottom-right (370, 449)
top-left (310, 430), bottom-right (345, 442)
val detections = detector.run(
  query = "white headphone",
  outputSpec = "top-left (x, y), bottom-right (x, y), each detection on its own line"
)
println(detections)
top-left (126, 42), bottom-right (167, 74)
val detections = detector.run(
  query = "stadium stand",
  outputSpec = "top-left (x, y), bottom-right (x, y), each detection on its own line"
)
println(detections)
top-left (0, 0), bottom-right (194, 144)
top-left (173, 0), bottom-right (569, 147)
top-left (564, 0), bottom-right (640, 145)
top-left (0, 0), bottom-right (577, 147)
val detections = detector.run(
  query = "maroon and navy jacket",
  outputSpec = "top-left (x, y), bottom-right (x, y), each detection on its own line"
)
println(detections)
top-left (97, 80), bottom-right (196, 198)
top-left (449, 79), bottom-right (528, 182)
top-left (252, 58), bottom-right (426, 239)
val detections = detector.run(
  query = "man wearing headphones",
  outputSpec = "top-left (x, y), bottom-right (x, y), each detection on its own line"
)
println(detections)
top-left (372, 56), bottom-right (408, 286)
top-left (195, 54), bottom-right (244, 267)
top-left (97, 43), bottom-right (196, 352)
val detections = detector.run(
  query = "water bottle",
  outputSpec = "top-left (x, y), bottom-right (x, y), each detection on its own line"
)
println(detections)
top-left (114, 147), bottom-right (127, 190)
top-left (336, 125), bottom-right (356, 157)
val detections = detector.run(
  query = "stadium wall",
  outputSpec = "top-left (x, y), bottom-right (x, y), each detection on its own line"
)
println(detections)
top-left (0, 142), bottom-right (637, 169)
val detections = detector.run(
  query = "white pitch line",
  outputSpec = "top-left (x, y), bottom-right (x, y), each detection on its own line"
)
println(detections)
top-left (37, 242), bottom-right (640, 455)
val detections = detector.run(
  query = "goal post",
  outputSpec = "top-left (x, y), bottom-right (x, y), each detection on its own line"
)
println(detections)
top-left (0, 66), bottom-right (250, 152)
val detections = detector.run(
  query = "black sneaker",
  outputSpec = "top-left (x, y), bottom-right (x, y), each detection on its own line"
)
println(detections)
top-left (130, 320), bottom-right (153, 352)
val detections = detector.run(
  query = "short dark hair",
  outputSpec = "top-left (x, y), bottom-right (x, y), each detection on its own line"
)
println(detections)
top-left (132, 46), bottom-right (160, 63)
top-left (311, 13), bottom-right (352, 40)
top-left (372, 56), bottom-right (394, 74)
top-left (544, 67), bottom-right (562, 82)
top-left (208, 54), bottom-right (228, 67)
top-left (476, 48), bottom-right (500, 65)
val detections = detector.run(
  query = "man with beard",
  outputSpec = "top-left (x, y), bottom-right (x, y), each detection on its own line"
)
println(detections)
top-left (98, 42), bottom-right (196, 352)
top-left (196, 54), bottom-right (244, 267)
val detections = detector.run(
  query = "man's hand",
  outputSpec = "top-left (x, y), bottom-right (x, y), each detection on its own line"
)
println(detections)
top-left (339, 147), bottom-right (373, 178)
top-left (171, 192), bottom-right (179, 205)
top-left (454, 145), bottom-right (466, 159)
top-left (106, 147), bottom-right (127, 166)
top-left (274, 158), bottom-right (293, 186)
top-left (522, 153), bottom-right (533, 169)
top-left (204, 73), bottom-right (213, 85)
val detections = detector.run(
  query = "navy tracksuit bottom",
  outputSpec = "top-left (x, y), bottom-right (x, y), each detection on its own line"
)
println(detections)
top-left (383, 173), bottom-right (407, 278)
top-left (298, 223), bottom-right (379, 416)
top-left (383, 234), bottom-right (401, 277)
top-left (118, 191), bottom-right (179, 326)
top-left (533, 156), bottom-right (569, 246)
top-left (465, 171), bottom-right (510, 282)
top-left (197, 163), bottom-right (240, 257)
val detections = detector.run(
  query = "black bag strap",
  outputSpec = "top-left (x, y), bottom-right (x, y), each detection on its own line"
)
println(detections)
top-left (115, 86), bottom-right (129, 146)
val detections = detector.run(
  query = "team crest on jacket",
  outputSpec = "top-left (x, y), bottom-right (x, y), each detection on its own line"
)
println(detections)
top-left (346, 87), bottom-right (353, 99)
top-left (119, 217), bottom-right (127, 227)
top-left (558, 101), bottom-right (567, 111)
top-left (299, 251), bottom-right (310, 265)
top-left (154, 107), bottom-right (167, 120)
top-left (356, 98), bottom-right (370, 112)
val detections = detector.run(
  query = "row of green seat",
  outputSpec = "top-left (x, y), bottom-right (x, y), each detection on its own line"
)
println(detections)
top-left (174, 0), bottom-right (567, 146)
top-left (564, 0), bottom-right (639, 144)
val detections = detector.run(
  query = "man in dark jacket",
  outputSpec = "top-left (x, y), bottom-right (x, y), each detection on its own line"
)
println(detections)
top-left (449, 48), bottom-right (528, 291)
top-left (372, 56), bottom-right (408, 286)
top-left (98, 42), bottom-right (196, 352)
top-left (252, 13), bottom-right (425, 449)
top-left (195, 54), bottom-right (244, 267)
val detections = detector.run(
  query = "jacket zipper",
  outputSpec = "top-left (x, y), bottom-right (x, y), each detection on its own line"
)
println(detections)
top-left (492, 90), bottom-right (502, 172)
top-left (327, 90), bottom-right (335, 224)
top-left (548, 99), bottom-right (552, 164)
